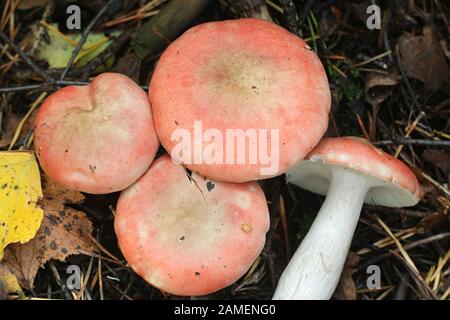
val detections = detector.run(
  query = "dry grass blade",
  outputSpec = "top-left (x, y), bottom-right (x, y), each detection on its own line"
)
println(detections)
top-left (377, 218), bottom-right (419, 273)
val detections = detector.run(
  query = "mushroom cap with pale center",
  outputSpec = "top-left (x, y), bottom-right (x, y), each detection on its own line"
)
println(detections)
top-left (34, 73), bottom-right (159, 194)
top-left (149, 18), bottom-right (331, 182)
top-left (114, 154), bottom-right (270, 296)
top-left (287, 137), bottom-right (420, 207)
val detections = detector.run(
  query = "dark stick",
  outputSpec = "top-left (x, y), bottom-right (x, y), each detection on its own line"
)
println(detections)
top-left (0, 80), bottom-right (149, 93)
top-left (0, 83), bottom-right (50, 93)
top-left (0, 80), bottom-right (89, 93)
top-left (0, 31), bottom-right (54, 82)
top-left (79, 30), bottom-right (132, 80)
top-left (59, 0), bottom-right (115, 80)
top-left (132, 0), bottom-right (213, 59)
top-left (390, 251), bottom-right (438, 300)
top-left (374, 138), bottom-right (450, 147)
top-left (365, 205), bottom-right (430, 218)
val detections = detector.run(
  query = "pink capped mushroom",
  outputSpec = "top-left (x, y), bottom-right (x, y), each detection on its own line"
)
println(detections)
top-left (34, 72), bottom-right (159, 194)
top-left (114, 154), bottom-right (270, 296)
top-left (273, 137), bottom-right (420, 300)
top-left (149, 18), bottom-right (330, 182)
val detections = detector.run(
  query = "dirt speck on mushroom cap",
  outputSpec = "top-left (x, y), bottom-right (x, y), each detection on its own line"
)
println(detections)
top-left (114, 155), bottom-right (270, 296)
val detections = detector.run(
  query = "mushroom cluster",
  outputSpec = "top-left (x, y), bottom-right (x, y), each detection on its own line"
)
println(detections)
top-left (33, 18), bottom-right (420, 299)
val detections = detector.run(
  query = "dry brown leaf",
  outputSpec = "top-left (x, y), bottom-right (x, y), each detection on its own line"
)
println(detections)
top-left (422, 149), bottom-right (450, 176)
top-left (333, 252), bottom-right (360, 300)
top-left (2, 177), bottom-right (96, 289)
top-left (398, 26), bottom-right (449, 92)
top-left (42, 177), bottom-right (85, 204)
top-left (365, 72), bottom-right (398, 107)
top-left (0, 264), bottom-right (22, 300)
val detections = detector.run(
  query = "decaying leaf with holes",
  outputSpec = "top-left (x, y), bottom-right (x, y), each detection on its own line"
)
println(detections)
top-left (0, 151), bottom-right (43, 259)
top-left (2, 177), bottom-right (97, 289)
top-left (0, 264), bottom-right (23, 300)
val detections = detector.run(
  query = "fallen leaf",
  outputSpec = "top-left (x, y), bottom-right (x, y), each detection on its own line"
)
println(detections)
top-left (37, 23), bottom-right (119, 69)
top-left (398, 26), bottom-right (449, 92)
top-left (365, 72), bottom-right (398, 107)
top-left (2, 177), bottom-right (96, 289)
top-left (0, 151), bottom-right (43, 259)
top-left (42, 177), bottom-right (85, 204)
top-left (333, 252), bottom-right (359, 300)
top-left (422, 149), bottom-right (450, 176)
top-left (0, 264), bottom-right (22, 300)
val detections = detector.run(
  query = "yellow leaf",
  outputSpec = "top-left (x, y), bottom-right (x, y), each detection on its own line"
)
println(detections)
top-left (37, 22), bottom-right (120, 69)
top-left (0, 151), bottom-right (43, 259)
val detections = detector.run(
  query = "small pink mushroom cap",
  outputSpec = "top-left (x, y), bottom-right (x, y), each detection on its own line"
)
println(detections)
top-left (114, 154), bottom-right (270, 296)
top-left (34, 73), bottom-right (159, 194)
top-left (287, 137), bottom-right (420, 207)
top-left (149, 18), bottom-right (331, 182)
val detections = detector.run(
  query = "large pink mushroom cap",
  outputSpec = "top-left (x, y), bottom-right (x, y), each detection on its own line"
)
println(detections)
top-left (34, 73), bottom-right (159, 194)
top-left (149, 18), bottom-right (331, 182)
top-left (115, 154), bottom-right (270, 296)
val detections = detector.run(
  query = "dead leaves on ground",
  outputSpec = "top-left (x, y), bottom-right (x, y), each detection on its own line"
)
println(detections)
top-left (365, 73), bottom-right (398, 107)
top-left (422, 150), bottom-right (450, 178)
top-left (0, 176), bottom-right (96, 296)
top-left (0, 264), bottom-right (22, 300)
top-left (398, 26), bottom-right (449, 92)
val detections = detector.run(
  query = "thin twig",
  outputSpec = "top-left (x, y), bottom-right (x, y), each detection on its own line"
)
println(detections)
top-left (358, 232), bottom-right (450, 288)
top-left (59, 0), bottom-right (115, 80)
top-left (78, 30), bottom-right (132, 80)
top-left (365, 205), bottom-right (431, 218)
top-left (377, 217), bottom-right (419, 273)
top-left (8, 92), bottom-right (46, 150)
top-left (374, 137), bottom-right (450, 147)
top-left (0, 80), bottom-right (88, 93)
top-left (0, 80), bottom-right (148, 93)
top-left (390, 251), bottom-right (438, 299)
top-left (0, 31), bottom-right (54, 82)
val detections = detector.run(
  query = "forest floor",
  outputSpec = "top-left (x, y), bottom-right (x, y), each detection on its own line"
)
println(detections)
top-left (0, 0), bottom-right (449, 300)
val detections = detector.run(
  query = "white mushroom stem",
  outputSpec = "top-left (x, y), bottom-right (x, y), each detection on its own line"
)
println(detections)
top-left (273, 167), bottom-right (373, 300)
